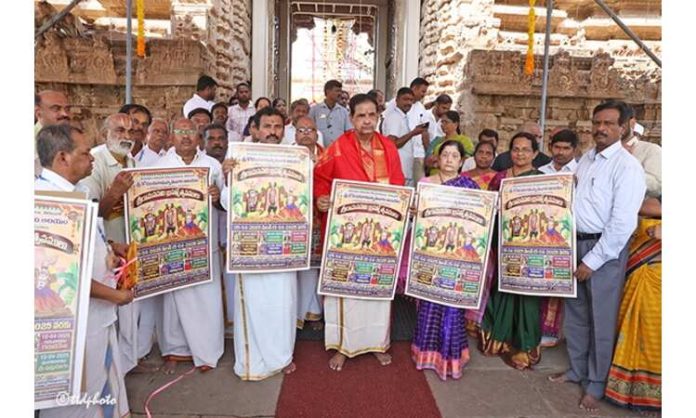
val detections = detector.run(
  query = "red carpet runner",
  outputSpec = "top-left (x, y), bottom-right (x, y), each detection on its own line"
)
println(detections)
top-left (276, 341), bottom-right (441, 418)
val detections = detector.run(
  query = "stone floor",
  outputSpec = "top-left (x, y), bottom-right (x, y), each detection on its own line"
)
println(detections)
top-left (126, 338), bottom-right (647, 418)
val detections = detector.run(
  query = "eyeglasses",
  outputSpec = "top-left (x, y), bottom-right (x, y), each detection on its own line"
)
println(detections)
top-left (297, 127), bottom-right (315, 134)
top-left (173, 129), bottom-right (197, 136)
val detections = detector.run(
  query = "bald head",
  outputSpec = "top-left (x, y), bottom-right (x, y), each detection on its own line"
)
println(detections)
top-left (35, 90), bottom-right (71, 126)
top-left (171, 117), bottom-right (199, 156)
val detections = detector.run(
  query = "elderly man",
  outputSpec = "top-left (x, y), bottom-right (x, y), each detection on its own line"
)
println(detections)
top-left (621, 107), bottom-right (662, 197)
top-left (549, 100), bottom-right (645, 412)
top-left (35, 124), bottom-right (133, 417)
top-left (227, 82), bottom-right (256, 138)
top-left (381, 87), bottom-right (428, 186)
top-left (153, 118), bottom-right (225, 373)
top-left (34, 90), bottom-right (71, 177)
top-left (309, 79), bottom-right (353, 148)
top-left (183, 75), bottom-right (217, 117)
top-left (120, 104), bottom-right (152, 159)
top-left (292, 116), bottom-right (324, 330)
top-left (283, 99), bottom-right (325, 147)
top-left (221, 107), bottom-right (298, 380)
top-left (78, 113), bottom-right (140, 372)
top-left (492, 121), bottom-right (552, 171)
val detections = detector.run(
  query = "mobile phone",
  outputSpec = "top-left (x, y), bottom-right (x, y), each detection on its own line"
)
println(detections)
top-left (418, 122), bottom-right (430, 129)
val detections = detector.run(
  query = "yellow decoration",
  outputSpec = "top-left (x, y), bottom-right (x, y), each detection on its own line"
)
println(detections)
top-left (136, 0), bottom-right (145, 57)
top-left (524, 0), bottom-right (536, 75)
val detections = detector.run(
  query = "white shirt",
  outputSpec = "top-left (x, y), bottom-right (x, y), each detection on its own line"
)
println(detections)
top-left (424, 108), bottom-right (444, 141)
top-left (407, 101), bottom-right (428, 158)
top-left (625, 136), bottom-right (662, 197)
top-left (134, 145), bottom-right (163, 168)
top-left (226, 103), bottom-right (256, 138)
top-left (384, 99), bottom-right (428, 158)
top-left (574, 140), bottom-right (646, 270)
top-left (382, 106), bottom-right (414, 185)
top-left (283, 124), bottom-right (325, 147)
top-left (78, 144), bottom-right (136, 243)
top-left (539, 158), bottom-right (578, 174)
top-left (461, 157), bottom-right (477, 172)
top-left (183, 93), bottom-right (214, 118)
top-left (34, 169), bottom-right (117, 329)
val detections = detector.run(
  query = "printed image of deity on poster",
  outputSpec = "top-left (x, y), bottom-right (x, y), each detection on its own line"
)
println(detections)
top-left (34, 196), bottom-right (96, 409)
top-left (405, 183), bottom-right (497, 309)
top-left (318, 180), bottom-right (413, 300)
top-left (227, 143), bottom-right (312, 273)
top-left (498, 173), bottom-right (576, 297)
top-left (124, 167), bottom-right (212, 299)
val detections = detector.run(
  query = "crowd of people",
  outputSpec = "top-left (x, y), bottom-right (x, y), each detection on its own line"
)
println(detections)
top-left (34, 74), bottom-right (662, 416)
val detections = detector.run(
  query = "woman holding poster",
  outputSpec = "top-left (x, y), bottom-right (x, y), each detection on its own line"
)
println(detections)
top-left (410, 140), bottom-right (480, 380)
top-left (479, 132), bottom-right (544, 370)
top-left (314, 94), bottom-right (405, 372)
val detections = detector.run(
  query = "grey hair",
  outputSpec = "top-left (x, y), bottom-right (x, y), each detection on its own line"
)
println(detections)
top-left (36, 124), bottom-right (75, 168)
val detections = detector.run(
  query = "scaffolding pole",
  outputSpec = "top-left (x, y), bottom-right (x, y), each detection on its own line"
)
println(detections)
top-left (125, 0), bottom-right (133, 104)
top-left (539, 0), bottom-right (553, 145)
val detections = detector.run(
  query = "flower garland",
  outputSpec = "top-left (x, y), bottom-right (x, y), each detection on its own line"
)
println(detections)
top-left (136, 0), bottom-right (145, 57)
top-left (524, 0), bottom-right (536, 75)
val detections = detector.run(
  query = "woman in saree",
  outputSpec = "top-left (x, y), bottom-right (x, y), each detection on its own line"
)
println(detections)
top-left (411, 139), bottom-right (479, 380)
top-left (461, 141), bottom-right (497, 191)
top-left (478, 131), bottom-right (545, 370)
top-left (424, 111), bottom-right (474, 176)
top-left (460, 140), bottom-right (498, 336)
top-left (605, 197), bottom-right (661, 412)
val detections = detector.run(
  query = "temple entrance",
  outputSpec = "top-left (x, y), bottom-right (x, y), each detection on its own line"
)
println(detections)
top-left (253, 0), bottom-right (421, 102)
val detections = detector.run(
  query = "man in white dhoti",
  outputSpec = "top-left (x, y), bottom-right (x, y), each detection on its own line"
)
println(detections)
top-left (152, 117), bottom-right (225, 374)
top-left (314, 94), bottom-right (405, 371)
top-left (221, 107), bottom-right (298, 380)
top-left (36, 125), bottom-right (133, 417)
top-left (293, 117), bottom-right (324, 330)
top-left (203, 123), bottom-right (235, 336)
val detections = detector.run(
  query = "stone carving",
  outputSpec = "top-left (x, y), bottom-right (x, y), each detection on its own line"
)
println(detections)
top-left (35, 32), bottom-right (70, 81)
top-left (548, 50), bottom-right (576, 94)
top-left (589, 52), bottom-right (619, 95)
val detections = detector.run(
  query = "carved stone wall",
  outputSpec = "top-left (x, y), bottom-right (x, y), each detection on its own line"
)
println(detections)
top-left (36, 34), bottom-right (207, 146)
top-left (419, 0), bottom-right (662, 151)
top-left (36, 0), bottom-right (252, 144)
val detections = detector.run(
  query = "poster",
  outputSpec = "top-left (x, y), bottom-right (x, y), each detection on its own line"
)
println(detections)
top-left (227, 143), bottom-right (312, 273)
top-left (318, 180), bottom-right (413, 300)
top-left (34, 196), bottom-right (97, 409)
top-left (124, 167), bottom-right (213, 299)
top-left (498, 173), bottom-right (576, 297)
top-left (405, 183), bottom-right (498, 309)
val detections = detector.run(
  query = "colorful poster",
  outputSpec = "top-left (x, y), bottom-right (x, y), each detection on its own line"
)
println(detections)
top-left (405, 183), bottom-right (498, 309)
top-left (498, 173), bottom-right (576, 297)
top-left (227, 143), bottom-right (312, 273)
top-left (318, 180), bottom-right (413, 300)
top-left (124, 167), bottom-right (213, 299)
top-left (34, 196), bottom-right (97, 409)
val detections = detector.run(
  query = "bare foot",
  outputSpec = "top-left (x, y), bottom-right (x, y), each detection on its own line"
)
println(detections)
top-left (579, 393), bottom-right (600, 412)
top-left (162, 359), bottom-right (177, 375)
top-left (548, 371), bottom-right (571, 383)
top-left (329, 352), bottom-right (347, 371)
top-left (198, 365), bottom-right (213, 373)
top-left (310, 320), bottom-right (324, 331)
top-left (373, 352), bottom-right (392, 366)
top-left (282, 362), bottom-right (297, 375)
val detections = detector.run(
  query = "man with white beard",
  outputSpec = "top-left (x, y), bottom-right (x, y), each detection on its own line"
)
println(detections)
top-left (78, 113), bottom-right (140, 373)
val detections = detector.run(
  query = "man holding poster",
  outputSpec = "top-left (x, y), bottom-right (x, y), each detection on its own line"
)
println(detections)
top-left (152, 117), bottom-right (225, 373)
top-left (222, 107), bottom-right (300, 380)
top-left (35, 125), bottom-right (132, 416)
top-left (314, 94), bottom-right (405, 371)
top-left (549, 100), bottom-right (646, 412)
